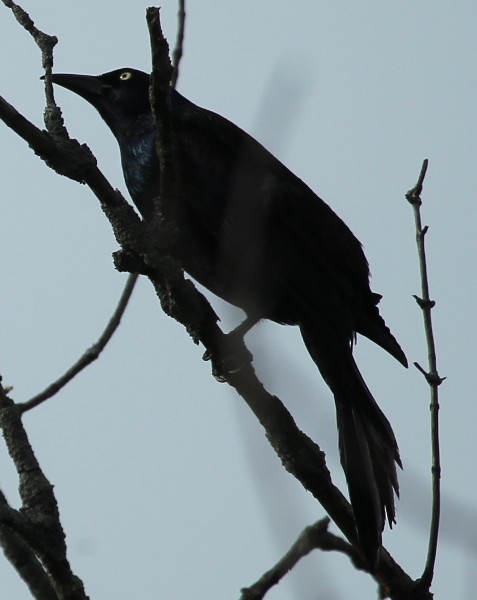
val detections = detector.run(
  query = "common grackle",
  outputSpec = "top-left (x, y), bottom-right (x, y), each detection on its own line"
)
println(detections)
top-left (50, 68), bottom-right (407, 566)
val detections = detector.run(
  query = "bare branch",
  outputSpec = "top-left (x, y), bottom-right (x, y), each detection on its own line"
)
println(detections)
top-left (19, 273), bottom-right (139, 413)
top-left (1, 0), bottom-right (57, 63)
top-left (0, 380), bottom-right (90, 600)
top-left (146, 6), bottom-right (178, 250)
top-left (0, 384), bottom-right (61, 536)
top-left (406, 160), bottom-right (443, 590)
top-left (241, 518), bottom-right (365, 600)
top-left (1, 0), bottom-right (63, 136)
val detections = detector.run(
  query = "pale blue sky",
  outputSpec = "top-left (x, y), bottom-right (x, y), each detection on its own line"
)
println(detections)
top-left (1, 1), bottom-right (476, 598)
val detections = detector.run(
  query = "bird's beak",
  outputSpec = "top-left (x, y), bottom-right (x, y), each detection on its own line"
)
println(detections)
top-left (46, 73), bottom-right (112, 103)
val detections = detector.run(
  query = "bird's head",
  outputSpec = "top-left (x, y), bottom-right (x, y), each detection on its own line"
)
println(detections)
top-left (49, 68), bottom-right (151, 136)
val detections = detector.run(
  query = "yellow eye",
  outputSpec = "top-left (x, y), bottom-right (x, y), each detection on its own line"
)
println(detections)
top-left (119, 71), bottom-right (132, 81)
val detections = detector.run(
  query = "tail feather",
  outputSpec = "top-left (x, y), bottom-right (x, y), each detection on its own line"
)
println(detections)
top-left (336, 401), bottom-right (383, 561)
top-left (301, 323), bottom-right (401, 567)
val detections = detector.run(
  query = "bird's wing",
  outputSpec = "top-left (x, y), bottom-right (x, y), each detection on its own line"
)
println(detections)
top-left (173, 95), bottom-right (370, 300)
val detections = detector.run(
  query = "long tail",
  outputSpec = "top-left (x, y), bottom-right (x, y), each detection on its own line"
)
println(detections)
top-left (300, 323), bottom-right (401, 567)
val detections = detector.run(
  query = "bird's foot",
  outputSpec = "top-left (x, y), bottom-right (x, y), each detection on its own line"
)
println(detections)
top-left (202, 328), bottom-right (253, 382)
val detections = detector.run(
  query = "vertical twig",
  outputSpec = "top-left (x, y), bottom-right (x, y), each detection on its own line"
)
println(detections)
top-left (146, 0), bottom-right (186, 211)
top-left (146, 7), bottom-right (177, 247)
top-left (171, 0), bottom-right (186, 89)
top-left (406, 159), bottom-right (444, 590)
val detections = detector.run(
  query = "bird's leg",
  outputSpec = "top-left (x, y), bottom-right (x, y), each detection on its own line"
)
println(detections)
top-left (203, 315), bottom-right (258, 381)
top-left (229, 314), bottom-right (260, 339)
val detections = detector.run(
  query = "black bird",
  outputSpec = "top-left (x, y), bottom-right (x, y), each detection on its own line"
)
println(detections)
top-left (50, 68), bottom-right (407, 566)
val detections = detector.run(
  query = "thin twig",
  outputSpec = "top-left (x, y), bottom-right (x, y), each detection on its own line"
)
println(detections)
top-left (0, 0), bottom-right (64, 136)
top-left (406, 159), bottom-right (443, 590)
top-left (19, 273), bottom-right (139, 413)
top-left (171, 0), bottom-right (186, 89)
top-left (240, 518), bottom-right (365, 600)
top-left (1, 0), bottom-right (57, 61)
